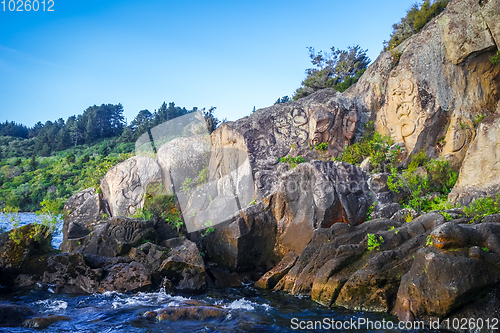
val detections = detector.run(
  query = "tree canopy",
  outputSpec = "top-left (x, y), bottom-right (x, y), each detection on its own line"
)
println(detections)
top-left (293, 45), bottom-right (370, 100)
top-left (383, 0), bottom-right (449, 51)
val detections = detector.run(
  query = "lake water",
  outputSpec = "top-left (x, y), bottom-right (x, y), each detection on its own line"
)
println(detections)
top-left (0, 214), bottom-right (441, 332)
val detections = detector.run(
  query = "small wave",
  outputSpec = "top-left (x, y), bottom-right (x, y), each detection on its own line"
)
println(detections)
top-left (35, 299), bottom-right (68, 312)
top-left (223, 298), bottom-right (256, 310)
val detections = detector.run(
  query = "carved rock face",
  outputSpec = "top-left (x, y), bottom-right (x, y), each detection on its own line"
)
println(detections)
top-left (449, 110), bottom-right (500, 205)
top-left (101, 156), bottom-right (162, 217)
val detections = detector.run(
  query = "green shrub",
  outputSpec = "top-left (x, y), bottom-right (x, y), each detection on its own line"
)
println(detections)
top-left (336, 121), bottom-right (402, 172)
top-left (491, 50), bottom-right (500, 65)
top-left (314, 142), bottom-right (329, 151)
top-left (278, 155), bottom-right (306, 169)
top-left (383, 0), bottom-right (449, 52)
top-left (367, 233), bottom-right (384, 251)
top-left (463, 195), bottom-right (500, 223)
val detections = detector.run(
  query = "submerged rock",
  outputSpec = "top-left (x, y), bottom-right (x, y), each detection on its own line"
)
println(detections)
top-left (0, 304), bottom-right (35, 327)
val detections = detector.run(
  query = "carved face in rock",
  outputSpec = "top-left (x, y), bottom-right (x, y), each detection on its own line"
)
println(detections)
top-left (343, 109), bottom-right (358, 142)
top-left (443, 117), bottom-right (474, 154)
top-left (309, 109), bottom-right (335, 146)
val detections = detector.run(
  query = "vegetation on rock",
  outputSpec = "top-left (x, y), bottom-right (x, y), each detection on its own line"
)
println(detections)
top-left (383, 0), bottom-right (450, 52)
top-left (293, 45), bottom-right (370, 100)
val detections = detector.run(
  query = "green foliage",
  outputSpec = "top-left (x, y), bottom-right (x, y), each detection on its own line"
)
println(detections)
top-left (248, 199), bottom-right (257, 206)
top-left (201, 221), bottom-right (215, 238)
top-left (366, 202), bottom-right (377, 221)
top-left (440, 211), bottom-right (453, 221)
top-left (314, 142), bottom-right (329, 151)
top-left (182, 178), bottom-right (194, 193)
top-left (490, 50), bottom-right (500, 65)
top-left (367, 234), bottom-right (384, 251)
top-left (294, 45), bottom-right (370, 100)
top-left (336, 121), bottom-right (402, 172)
top-left (404, 213), bottom-right (414, 223)
top-left (482, 246), bottom-right (490, 252)
top-left (463, 195), bottom-right (500, 223)
top-left (383, 0), bottom-right (449, 52)
top-left (426, 235), bottom-right (433, 247)
top-left (473, 113), bottom-right (486, 124)
top-left (3, 206), bottom-right (22, 244)
top-left (278, 155), bottom-right (306, 169)
top-left (274, 96), bottom-right (291, 104)
top-left (387, 151), bottom-right (458, 213)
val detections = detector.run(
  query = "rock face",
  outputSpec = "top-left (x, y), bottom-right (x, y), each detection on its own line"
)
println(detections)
top-left (61, 187), bottom-right (110, 252)
top-left (346, 0), bottom-right (500, 167)
top-left (449, 103), bottom-right (500, 205)
top-left (64, 217), bottom-right (158, 257)
top-left (101, 156), bottom-right (162, 217)
top-left (256, 211), bottom-right (500, 324)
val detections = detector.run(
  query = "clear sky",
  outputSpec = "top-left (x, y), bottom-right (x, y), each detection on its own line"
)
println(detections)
top-left (0, 0), bottom-right (418, 127)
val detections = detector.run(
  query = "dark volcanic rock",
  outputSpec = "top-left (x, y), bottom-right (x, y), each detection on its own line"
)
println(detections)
top-left (42, 253), bottom-right (102, 294)
top-left (99, 261), bottom-right (153, 293)
top-left (22, 315), bottom-right (71, 329)
top-left (200, 202), bottom-right (279, 272)
top-left (0, 304), bottom-right (35, 327)
top-left (61, 187), bottom-right (110, 252)
top-left (158, 237), bottom-right (206, 291)
top-left (255, 252), bottom-right (298, 290)
top-left (63, 217), bottom-right (158, 257)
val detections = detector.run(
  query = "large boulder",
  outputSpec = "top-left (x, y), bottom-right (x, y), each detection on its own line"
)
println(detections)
top-left (270, 212), bottom-right (445, 313)
top-left (100, 156), bottom-right (162, 217)
top-left (62, 217), bottom-right (158, 257)
top-left (0, 223), bottom-right (53, 288)
top-left (61, 187), bottom-right (110, 252)
top-left (200, 202), bottom-right (279, 272)
top-left (268, 161), bottom-right (373, 256)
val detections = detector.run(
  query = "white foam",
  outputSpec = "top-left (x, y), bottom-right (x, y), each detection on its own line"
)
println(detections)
top-left (35, 299), bottom-right (68, 312)
top-left (223, 298), bottom-right (256, 310)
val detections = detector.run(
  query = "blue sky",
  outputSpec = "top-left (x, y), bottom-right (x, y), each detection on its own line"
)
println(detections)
top-left (0, 0), bottom-right (418, 127)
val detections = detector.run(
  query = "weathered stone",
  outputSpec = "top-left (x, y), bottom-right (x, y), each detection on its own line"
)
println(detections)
top-left (0, 224), bottom-right (51, 268)
top-left (22, 315), bottom-right (71, 329)
top-left (449, 107), bottom-right (500, 205)
top-left (206, 268), bottom-right (243, 288)
top-left (0, 304), bottom-right (35, 327)
top-left (158, 237), bottom-right (206, 291)
top-left (393, 246), bottom-right (500, 321)
top-left (41, 253), bottom-right (102, 294)
top-left (101, 156), bottom-right (162, 217)
top-left (255, 252), bottom-right (298, 289)
top-left (64, 217), bottom-right (157, 257)
top-left (99, 261), bottom-right (153, 293)
top-left (268, 161), bottom-right (373, 256)
top-left (61, 187), bottom-right (110, 252)
top-left (151, 306), bottom-right (227, 321)
top-left (200, 202), bottom-right (279, 272)
top-left (347, 0), bottom-right (500, 162)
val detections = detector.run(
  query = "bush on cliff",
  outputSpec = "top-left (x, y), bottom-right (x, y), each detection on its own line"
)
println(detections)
top-left (383, 0), bottom-right (449, 52)
top-left (293, 45), bottom-right (370, 99)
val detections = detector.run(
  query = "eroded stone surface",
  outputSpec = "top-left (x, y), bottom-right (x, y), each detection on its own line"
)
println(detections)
top-left (101, 156), bottom-right (162, 217)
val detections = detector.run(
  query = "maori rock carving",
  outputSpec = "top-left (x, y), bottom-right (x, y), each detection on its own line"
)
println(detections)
top-left (101, 156), bottom-right (162, 217)
top-left (273, 107), bottom-right (309, 147)
top-left (385, 78), bottom-right (425, 153)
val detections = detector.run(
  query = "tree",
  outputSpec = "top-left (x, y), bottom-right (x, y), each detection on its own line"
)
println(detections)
top-left (274, 96), bottom-right (291, 105)
top-left (383, 0), bottom-right (449, 51)
top-left (293, 45), bottom-right (370, 100)
top-left (201, 107), bottom-right (221, 134)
